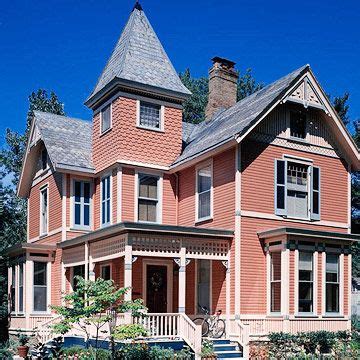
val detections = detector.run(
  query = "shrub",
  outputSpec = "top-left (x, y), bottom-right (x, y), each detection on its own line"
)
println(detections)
top-left (201, 339), bottom-right (215, 357)
top-left (149, 345), bottom-right (174, 359)
top-left (113, 323), bottom-right (148, 340)
top-left (115, 342), bottom-right (149, 359)
top-left (61, 346), bottom-right (111, 360)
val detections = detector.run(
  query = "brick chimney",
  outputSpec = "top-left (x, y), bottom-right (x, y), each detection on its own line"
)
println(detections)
top-left (205, 57), bottom-right (239, 119)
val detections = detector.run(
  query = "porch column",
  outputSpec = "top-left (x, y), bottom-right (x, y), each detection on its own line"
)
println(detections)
top-left (178, 247), bottom-right (186, 313)
top-left (225, 259), bottom-right (231, 336)
top-left (124, 243), bottom-right (133, 301)
top-left (24, 259), bottom-right (32, 329)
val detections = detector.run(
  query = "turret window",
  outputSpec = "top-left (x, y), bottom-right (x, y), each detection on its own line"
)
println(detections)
top-left (138, 101), bottom-right (162, 130)
top-left (101, 104), bottom-right (111, 133)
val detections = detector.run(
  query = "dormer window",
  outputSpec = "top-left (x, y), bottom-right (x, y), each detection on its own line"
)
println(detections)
top-left (41, 149), bottom-right (48, 170)
top-left (138, 101), bottom-right (163, 130)
top-left (290, 111), bottom-right (307, 139)
top-left (101, 104), bottom-right (111, 133)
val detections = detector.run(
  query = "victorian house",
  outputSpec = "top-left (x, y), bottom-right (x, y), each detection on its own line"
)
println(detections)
top-left (7, 2), bottom-right (360, 357)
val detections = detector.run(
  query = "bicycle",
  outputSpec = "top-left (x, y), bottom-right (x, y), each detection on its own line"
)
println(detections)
top-left (193, 305), bottom-right (226, 338)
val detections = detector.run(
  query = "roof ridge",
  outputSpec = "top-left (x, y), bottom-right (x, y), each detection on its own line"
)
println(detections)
top-left (33, 110), bottom-right (90, 125)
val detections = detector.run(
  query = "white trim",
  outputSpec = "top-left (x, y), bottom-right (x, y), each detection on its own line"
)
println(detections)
top-left (282, 153), bottom-right (313, 165)
top-left (100, 173), bottom-right (112, 227)
top-left (39, 184), bottom-right (49, 237)
top-left (117, 159), bottom-right (169, 171)
top-left (99, 263), bottom-right (113, 280)
top-left (234, 145), bottom-right (241, 315)
top-left (61, 174), bottom-right (67, 241)
top-left (117, 166), bottom-right (122, 223)
top-left (136, 99), bottom-right (165, 132)
top-left (194, 259), bottom-right (213, 315)
top-left (99, 102), bottom-right (112, 135)
top-left (348, 254), bottom-right (352, 317)
top-left (195, 159), bottom-right (213, 223)
top-left (31, 260), bottom-right (51, 314)
top-left (142, 259), bottom-right (173, 313)
top-left (281, 248), bottom-right (290, 316)
top-left (294, 249), bottom-right (299, 315)
top-left (241, 210), bottom-right (348, 229)
top-left (70, 178), bottom-right (92, 230)
top-left (266, 251), bottom-right (271, 315)
top-left (313, 251), bottom-right (318, 315)
top-left (27, 198), bottom-right (30, 242)
top-left (347, 163), bottom-right (351, 233)
top-left (339, 253), bottom-right (344, 316)
top-left (322, 252), bottom-right (326, 316)
top-left (135, 170), bottom-right (163, 224)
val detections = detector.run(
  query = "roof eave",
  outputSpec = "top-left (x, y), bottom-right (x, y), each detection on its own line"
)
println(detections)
top-left (85, 77), bottom-right (191, 109)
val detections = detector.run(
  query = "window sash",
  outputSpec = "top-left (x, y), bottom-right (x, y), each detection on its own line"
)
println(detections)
top-left (197, 260), bottom-right (211, 314)
top-left (18, 264), bottom-right (24, 313)
top-left (139, 102), bottom-right (161, 129)
top-left (101, 177), bottom-right (111, 225)
top-left (101, 105), bottom-right (111, 133)
top-left (325, 254), bottom-right (340, 313)
top-left (11, 267), bottom-right (16, 312)
top-left (298, 252), bottom-right (313, 313)
top-left (138, 174), bottom-right (159, 222)
top-left (74, 181), bottom-right (91, 228)
top-left (40, 188), bottom-right (48, 235)
top-left (270, 252), bottom-right (281, 312)
top-left (33, 262), bottom-right (47, 312)
top-left (197, 166), bottom-right (212, 220)
top-left (101, 265), bottom-right (111, 280)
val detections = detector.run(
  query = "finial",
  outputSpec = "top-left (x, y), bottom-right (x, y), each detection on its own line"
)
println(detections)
top-left (133, 1), bottom-right (143, 11)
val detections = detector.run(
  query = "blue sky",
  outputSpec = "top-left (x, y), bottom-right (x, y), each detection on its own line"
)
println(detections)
top-left (1, 0), bottom-right (359, 144)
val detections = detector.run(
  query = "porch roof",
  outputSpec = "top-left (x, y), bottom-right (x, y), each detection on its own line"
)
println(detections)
top-left (257, 227), bottom-right (360, 242)
top-left (59, 221), bottom-right (234, 249)
top-left (5, 242), bottom-right (57, 256)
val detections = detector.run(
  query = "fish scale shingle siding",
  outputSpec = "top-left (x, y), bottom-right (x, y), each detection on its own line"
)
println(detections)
top-left (92, 96), bottom-right (183, 172)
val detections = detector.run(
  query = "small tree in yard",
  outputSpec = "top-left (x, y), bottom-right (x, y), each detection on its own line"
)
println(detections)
top-left (51, 277), bottom-right (146, 351)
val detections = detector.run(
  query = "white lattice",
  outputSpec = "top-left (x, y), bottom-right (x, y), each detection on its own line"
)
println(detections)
top-left (184, 239), bottom-right (228, 259)
top-left (63, 245), bottom-right (85, 265)
top-left (132, 236), bottom-right (181, 255)
top-left (91, 235), bottom-right (126, 260)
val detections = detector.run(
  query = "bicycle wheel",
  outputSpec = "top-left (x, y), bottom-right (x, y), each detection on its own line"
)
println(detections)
top-left (211, 318), bottom-right (225, 338)
top-left (193, 317), bottom-right (209, 337)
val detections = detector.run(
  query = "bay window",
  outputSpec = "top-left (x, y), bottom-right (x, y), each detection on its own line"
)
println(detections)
top-left (326, 254), bottom-right (340, 313)
top-left (74, 180), bottom-right (91, 228)
top-left (138, 174), bottom-right (159, 223)
top-left (33, 262), bottom-right (47, 312)
top-left (101, 176), bottom-right (111, 226)
top-left (196, 165), bottom-right (212, 221)
top-left (298, 252), bottom-right (313, 313)
top-left (270, 252), bottom-right (281, 313)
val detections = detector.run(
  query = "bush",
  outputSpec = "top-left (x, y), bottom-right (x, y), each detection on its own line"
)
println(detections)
top-left (115, 342), bottom-right (149, 359)
top-left (149, 345), bottom-right (174, 359)
top-left (61, 346), bottom-right (111, 360)
top-left (201, 339), bottom-right (215, 357)
top-left (113, 323), bottom-right (148, 340)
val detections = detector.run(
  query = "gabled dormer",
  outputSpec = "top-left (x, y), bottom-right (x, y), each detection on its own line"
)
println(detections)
top-left (85, 3), bottom-right (191, 172)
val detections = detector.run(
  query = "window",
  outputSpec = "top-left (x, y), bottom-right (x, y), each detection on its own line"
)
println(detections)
top-left (100, 265), bottom-right (111, 280)
top-left (19, 264), bottom-right (24, 313)
top-left (197, 260), bottom-right (211, 314)
top-left (138, 174), bottom-right (159, 223)
top-left (275, 160), bottom-right (320, 220)
top-left (290, 111), bottom-right (307, 139)
top-left (101, 104), bottom-right (111, 133)
top-left (33, 262), bottom-right (47, 312)
top-left (287, 162), bottom-right (308, 219)
top-left (101, 176), bottom-right (111, 226)
top-left (73, 265), bottom-right (85, 291)
top-left (74, 181), bottom-right (91, 228)
top-left (40, 187), bottom-right (48, 235)
top-left (11, 267), bottom-right (15, 312)
top-left (326, 254), bottom-right (339, 313)
top-left (298, 252), bottom-right (313, 313)
top-left (139, 101), bottom-right (161, 129)
top-left (270, 252), bottom-right (281, 313)
top-left (196, 165), bottom-right (212, 221)
top-left (41, 149), bottom-right (48, 170)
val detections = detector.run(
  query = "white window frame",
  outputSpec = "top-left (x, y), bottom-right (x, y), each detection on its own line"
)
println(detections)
top-left (100, 263), bottom-right (112, 281)
top-left (324, 252), bottom-right (342, 316)
top-left (32, 261), bottom-right (51, 314)
top-left (100, 102), bottom-right (112, 135)
top-left (135, 171), bottom-right (163, 224)
top-left (18, 263), bottom-right (24, 314)
top-left (71, 179), bottom-right (92, 230)
top-left (269, 251), bottom-right (282, 314)
top-left (297, 251), bottom-right (314, 315)
top-left (40, 184), bottom-right (49, 236)
top-left (286, 109), bottom-right (309, 142)
top-left (136, 99), bottom-right (165, 132)
top-left (195, 160), bottom-right (213, 223)
top-left (100, 174), bottom-right (112, 227)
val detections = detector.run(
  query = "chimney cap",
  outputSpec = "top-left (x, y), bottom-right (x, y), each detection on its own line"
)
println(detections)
top-left (211, 56), bottom-right (236, 69)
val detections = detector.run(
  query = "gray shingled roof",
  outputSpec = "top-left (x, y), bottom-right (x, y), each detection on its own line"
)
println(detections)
top-left (34, 111), bottom-right (94, 171)
top-left (87, 6), bottom-right (191, 103)
top-left (173, 65), bottom-right (309, 166)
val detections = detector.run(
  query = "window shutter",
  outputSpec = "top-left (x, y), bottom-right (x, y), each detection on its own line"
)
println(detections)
top-left (310, 166), bottom-right (321, 220)
top-left (275, 159), bottom-right (287, 216)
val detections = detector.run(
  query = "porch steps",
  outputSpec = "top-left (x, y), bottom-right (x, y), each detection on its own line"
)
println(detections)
top-left (210, 339), bottom-right (243, 359)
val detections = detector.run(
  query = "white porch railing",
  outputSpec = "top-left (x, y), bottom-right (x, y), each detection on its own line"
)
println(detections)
top-left (229, 319), bottom-right (250, 359)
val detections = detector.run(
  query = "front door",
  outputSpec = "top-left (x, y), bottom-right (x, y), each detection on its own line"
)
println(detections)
top-left (146, 265), bottom-right (167, 313)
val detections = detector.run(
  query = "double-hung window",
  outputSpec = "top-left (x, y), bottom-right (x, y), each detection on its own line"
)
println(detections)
top-left (139, 101), bottom-right (162, 130)
top-left (138, 174), bottom-right (159, 223)
top-left (101, 176), bottom-right (111, 226)
top-left (196, 165), bottom-right (212, 221)
top-left (11, 267), bottom-right (16, 312)
top-left (40, 186), bottom-right (48, 235)
top-left (326, 254), bottom-right (340, 313)
top-left (33, 262), bottom-right (47, 312)
top-left (275, 159), bottom-right (320, 220)
top-left (270, 252), bottom-right (281, 313)
top-left (298, 252), bottom-right (313, 313)
top-left (100, 265), bottom-right (111, 280)
top-left (19, 264), bottom-right (24, 313)
top-left (101, 104), bottom-right (111, 133)
top-left (74, 181), bottom-right (91, 229)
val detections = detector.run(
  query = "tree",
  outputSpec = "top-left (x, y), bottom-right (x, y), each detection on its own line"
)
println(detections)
top-left (51, 277), bottom-right (147, 352)
top-left (179, 68), bottom-right (263, 124)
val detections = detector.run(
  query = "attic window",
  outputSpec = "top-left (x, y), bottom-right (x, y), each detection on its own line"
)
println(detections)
top-left (290, 111), bottom-right (307, 139)
top-left (139, 101), bottom-right (162, 130)
top-left (41, 149), bottom-right (48, 170)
